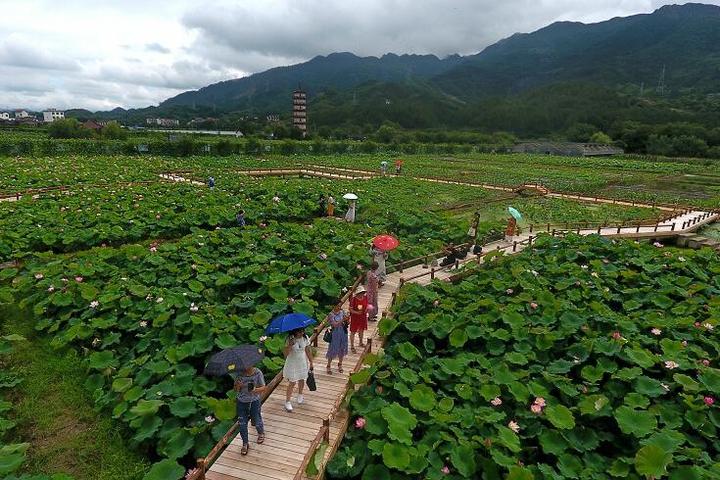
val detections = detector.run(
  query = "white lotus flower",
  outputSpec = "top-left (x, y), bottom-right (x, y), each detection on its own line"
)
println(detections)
top-left (664, 360), bottom-right (679, 370)
top-left (139, 321), bottom-right (148, 328)
top-left (508, 420), bottom-right (520, 433)
top-left (205, 415), bottom-right (215, 424)
top-left (190, 303), bottom-right (199, 312)
top-left (34, 273), bottom-right (44, 280)
top-left (651, 328), bottom-right (662, 336)
top-left (89, 300), bottom-right (99, 309)
top-left (156, 297), bottom-right (164, 303)
top-left (47, 285), bottom-right (55, 292)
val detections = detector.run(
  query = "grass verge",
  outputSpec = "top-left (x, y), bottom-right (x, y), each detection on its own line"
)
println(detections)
top-left (1, 305), bottom-right (149, 480)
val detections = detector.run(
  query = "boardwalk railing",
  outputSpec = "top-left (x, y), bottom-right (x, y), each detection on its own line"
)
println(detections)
top-left (186, 273), bottom-right (364, 480)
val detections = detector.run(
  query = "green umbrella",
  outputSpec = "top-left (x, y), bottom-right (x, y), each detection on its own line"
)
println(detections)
top-left (508, 207), bottom-right (522, 221)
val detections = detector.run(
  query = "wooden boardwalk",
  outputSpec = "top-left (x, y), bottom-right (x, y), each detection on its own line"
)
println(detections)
top-left (201, 206), bottom-right (718, 480)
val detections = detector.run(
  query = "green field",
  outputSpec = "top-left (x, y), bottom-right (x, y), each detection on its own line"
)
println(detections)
top-left (0, 150), bottom-right (718, 480)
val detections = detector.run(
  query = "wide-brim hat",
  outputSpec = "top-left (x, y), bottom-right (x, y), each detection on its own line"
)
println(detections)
top-left (354, 286), bottom-right (367, 295)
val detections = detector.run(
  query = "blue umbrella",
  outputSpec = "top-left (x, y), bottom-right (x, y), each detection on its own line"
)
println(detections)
top-left (265, 313), bottom-right (316, 335)
top-left (508, 207), bottom-right (522, 221)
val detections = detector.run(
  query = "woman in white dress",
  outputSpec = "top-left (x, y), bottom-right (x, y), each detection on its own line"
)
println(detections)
top-left (283, 328), bottom-right (314, 412)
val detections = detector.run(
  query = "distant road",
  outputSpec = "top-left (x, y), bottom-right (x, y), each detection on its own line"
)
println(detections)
top-left (141, 128), bottom-right (242, 136)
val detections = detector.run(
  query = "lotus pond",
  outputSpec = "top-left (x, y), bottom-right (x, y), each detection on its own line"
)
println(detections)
top-left (330, 234), bottom-right (720, 479)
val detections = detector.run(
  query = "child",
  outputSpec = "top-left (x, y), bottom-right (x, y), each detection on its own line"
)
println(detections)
top-left (349, 286), bottom-right (368, 354)
top-left (233, 366), bottom-right (267, 455)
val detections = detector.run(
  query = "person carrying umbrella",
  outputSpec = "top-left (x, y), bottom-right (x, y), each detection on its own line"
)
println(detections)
top-left (506, 207), bottom-right (522, 241)
top-left (343, 193), bottom-right (358, 223)
top-left (208, 176), bottom-right (215, 189)
top-left (349, 286), bottom-right (368, 354)
top-left (265, 313), bottom-right (317, 413)
top-left (203, 345), bottom-right (267, 455)
top-left (380, 160), bottom-right (388, 176)
top-left (318, 194), bottom-right (327, 217)
top-left (370, 234), bottom-right (398, 286)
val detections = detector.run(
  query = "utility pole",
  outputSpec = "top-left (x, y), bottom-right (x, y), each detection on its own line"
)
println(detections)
top-left (656, 65), bottom-right (666, 96)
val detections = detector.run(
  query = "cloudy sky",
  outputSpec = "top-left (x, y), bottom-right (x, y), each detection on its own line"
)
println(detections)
top-left (0, 0), bottom-right (716, 111)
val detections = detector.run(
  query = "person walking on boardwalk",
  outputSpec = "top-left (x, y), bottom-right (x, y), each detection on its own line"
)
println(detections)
top-left (349, 286), bottom-right (369, 354)
top-left (233, 365), bottom-right (267, 455)
top-left (327, 195), bottom-right (336, 217)
top-left (369, 244), bottom-right (388, 286)
top-left (366, 261), bottom-right (380, 321)
top-left (394, 159), bottom-right (403, 175)
top-left (380, 160), bottom-right (388, 176)
top-left (325, 305), bottom-right (349, 374)
top-left (505, 216), bottom-right (518, 241)
top-left (283, 328), bottom-right (314, 412)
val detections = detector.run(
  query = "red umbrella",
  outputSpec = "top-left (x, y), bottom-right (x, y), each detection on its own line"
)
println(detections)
top-left (373, 234), bottom-right (399, 251)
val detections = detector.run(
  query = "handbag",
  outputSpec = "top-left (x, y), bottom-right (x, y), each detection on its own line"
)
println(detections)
top-left (323, 328), bottom-right (332, 343)
top-left (306, 369), bottom-right (317, 391)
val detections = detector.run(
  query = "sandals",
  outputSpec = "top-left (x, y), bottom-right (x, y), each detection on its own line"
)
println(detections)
top-left (257, 433), bottom-right (265, 444)
top-left (338, 366), bottom-right (344, 373)
top-left (351, 347), bottom-right (358, 354)
top-left (241, 444), bottom-right (249, 455)
top-left (326, 366), bottom-right (332, 374)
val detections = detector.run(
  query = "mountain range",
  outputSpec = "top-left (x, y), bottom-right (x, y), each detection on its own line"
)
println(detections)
top-left (79, 3), bottom-right (720, 134)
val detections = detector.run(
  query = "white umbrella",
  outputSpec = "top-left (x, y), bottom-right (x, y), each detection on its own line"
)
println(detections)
top-left (343, 193), bottom-right (358, 200)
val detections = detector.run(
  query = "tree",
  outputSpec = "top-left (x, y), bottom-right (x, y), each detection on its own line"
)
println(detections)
top-left (48, 118), bottom-right (93, 139)
top-left (566, 123), bottom-right (597, 142)
top-left (589, 131), bottom-right (613, 144)
top-left (102, 121), bottom-right (128, 140)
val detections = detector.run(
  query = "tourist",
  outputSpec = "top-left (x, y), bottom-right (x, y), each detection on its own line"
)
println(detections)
top-left (440, 242), bottom-right (461, 267)
top-left (380, 161), bottom-right (388, 175)
top-left (394, 159), bottom-right (403, 175)
top-left (369, 244), bottom-right (388, 285)
top-left (505, 216), bottom-right (518, 241)
top-left (349, 286), bottom-right (368, 354)
top-left (208, 176), bottom-right (215, 189)
top-left (283, 328), bottom-right (314, 412)
top-left (236, 209), bottom-right (246, 228)
top-left (325, 305), bottom-right (349, 374)
top-left (318, 194), bottom-right (327, 216)
top-left (345, 199), bottom-right (356, 223)
top-left (233, 365), bottom-right (266, 455)
top-left (366, 261), bottom-right (380, 321)
top-left (327, 195), bottom-right (336, 217)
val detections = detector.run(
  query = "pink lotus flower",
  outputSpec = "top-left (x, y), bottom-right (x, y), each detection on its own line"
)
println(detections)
top-left (205, 415), bottom-right (215, 423)
top-left (664, 360), bottom-right (679, 370)
top-left (612, 331), bottom-right (622, 340)
top-left (508, 420), bottom-right (520, 433)
top-left (533, 397), bottom-right (546, 407)
top-left (653, 242), bottom-right (664, 248)
top-left (530, 302), bottom-right (538, 309)
top-left (355, 417), bottom-right (366, 429)
top-left (506, 288), bottom-right (514, 294)
top-left (530, 404), bottom-right (543, 414)
top-left (75, 276), bottom-right (84, 283)
top-left (441, 466), bottom-right (450, 475)
top-left (651, 328), bottom-right (662, 336)
top-left (704, 396), bottom-right (715, 406)
top-left (490, 397), bottom-right (502, 406)
top-left (695, 322), bottom-right (702, 328)
top-left (149, 246), bottom-right (157, 253)
top-left (702, 359), bottom-right (710, 367)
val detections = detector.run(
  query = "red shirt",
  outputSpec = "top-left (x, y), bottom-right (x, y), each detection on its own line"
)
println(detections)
top-left (350, 295), bottom-right (368, 320)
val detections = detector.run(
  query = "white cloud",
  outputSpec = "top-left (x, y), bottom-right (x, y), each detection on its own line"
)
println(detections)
top-left (0, 0), bottom-right (717, 110)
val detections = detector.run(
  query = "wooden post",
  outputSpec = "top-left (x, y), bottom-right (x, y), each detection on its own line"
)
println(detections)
top-left (197, 459), bottom-right (206, 480)
top-left (323, 418), bottom-right (331, 442)
top-left (552, 229), bottom-right (556, 236)
top-left (529, 224), bottom-right (533, 233)
top-left (597, 226), bottom-right (601, 234)
top-left (430, 268), bottom-right (435, 280)
top-left (654, 224), bottom-right (658, 232)
top-left (528, 235), bottom-right (534, 247)
top-left (616, 225), bottom-right (621, 234)
top-left (513, 241), bottom-right (517, 252)
top-left (636, 225), bottom-right (640, 233)
top-left (547, 223), bottom-right (550, 232)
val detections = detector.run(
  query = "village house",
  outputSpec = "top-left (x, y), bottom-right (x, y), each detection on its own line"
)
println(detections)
top-left (42, 109), bottom-right (65, 123)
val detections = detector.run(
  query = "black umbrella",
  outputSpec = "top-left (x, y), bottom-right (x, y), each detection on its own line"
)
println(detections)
top-left (204, 345), bottom-right (265, 377)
